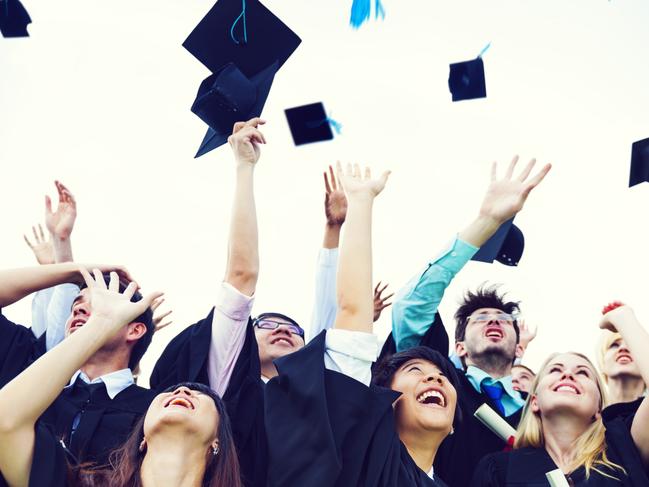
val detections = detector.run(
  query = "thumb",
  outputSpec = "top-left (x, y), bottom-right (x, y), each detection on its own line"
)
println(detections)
top-left (379, 170), bottom-right (392, 187)
top-left (45, 195), bottom-right (53, 215)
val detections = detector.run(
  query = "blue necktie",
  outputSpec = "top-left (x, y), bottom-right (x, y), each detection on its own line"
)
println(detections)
top-left (482, 381), bottom-right (505, 415)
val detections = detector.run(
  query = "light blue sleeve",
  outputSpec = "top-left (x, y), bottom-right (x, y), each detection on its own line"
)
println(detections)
top-left (391, 237), bottom-right (478, 352)
top-left (44, 284), bottom-right (79, 351)
top-left (308, 248), bottom-right (339, 342)
top-left (30, 287), bottom-right (55, 338)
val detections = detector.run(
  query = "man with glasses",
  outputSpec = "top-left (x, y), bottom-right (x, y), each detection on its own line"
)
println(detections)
top-left (252, 313), bottom-right (305, 382)
top-left (390, 156), bottom-right (551, 486)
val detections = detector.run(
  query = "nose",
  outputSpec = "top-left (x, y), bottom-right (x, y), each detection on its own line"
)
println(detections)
top-left (560, 370), bottom-right (576, 381)
top-left (73, 301), bottom-right (90, 317)
top-left (172, 386), bottom-right (192, 397)
top-left (425, 374), bottom-right (444, 385)
top-left (273, 325), bottom-right (292, 336)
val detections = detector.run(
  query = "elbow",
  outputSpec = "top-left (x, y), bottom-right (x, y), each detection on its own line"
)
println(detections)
top-left (225, 267), bottom-right (259, 296)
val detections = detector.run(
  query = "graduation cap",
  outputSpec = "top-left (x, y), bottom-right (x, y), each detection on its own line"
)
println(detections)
top-left (629, 137), bottom-right (649, 187)
top-left (183, 0), bottom-right (301, 78)
top-left (448, 43), bottom-right (490, 102)
top-left (285, 102), bottom-right (339, 146)
top-left (472, 218), bottom-right (524, 266)
top-left (0, 0), bottom-right (31, 38)
top-left (191, 61), bottom-right (278, 157)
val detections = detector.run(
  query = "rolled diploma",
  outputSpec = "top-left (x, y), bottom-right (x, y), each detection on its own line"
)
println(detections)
top-left (473, 403), bottom-right (517, 442)
top-left (545, 469), bottom-right (571, 487)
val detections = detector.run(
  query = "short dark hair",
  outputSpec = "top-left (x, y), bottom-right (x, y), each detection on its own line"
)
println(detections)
top-left (372, 346), bottom-right (463, 427)
top-left (79, 273), bottom-right (154, 370)
top-left (453, 284), bottom-right (521, 343)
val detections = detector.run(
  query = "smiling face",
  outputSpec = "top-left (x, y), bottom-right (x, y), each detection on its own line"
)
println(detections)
top-left (512, 365), bottom-right (535, 393)
top-left (254, 315), bottom-right (305, 367)
top-left (457, 307), bottom-right (519, 365)
top-left (144, 385), bottom-right (219, 447)
top-left (602, 335), bottom-right (642, 381)
top-left (531, 353), bottom-right (602, 421)
top-left (391, 359), bottom-right (457, 436)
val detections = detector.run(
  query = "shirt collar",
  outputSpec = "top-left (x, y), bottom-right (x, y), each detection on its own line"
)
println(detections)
top-left (66, 368), bottom-right (134, 399)
top-left (466, 365), bottom-right (523, 404)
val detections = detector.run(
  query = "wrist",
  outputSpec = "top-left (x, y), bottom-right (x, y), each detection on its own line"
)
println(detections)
top-left (52, 236), bottom-right (74, 263)
top-left (235, 159), bottom-right (256, 171)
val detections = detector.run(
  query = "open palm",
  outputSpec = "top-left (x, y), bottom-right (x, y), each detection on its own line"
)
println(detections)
top-left (45, 181), bottom-right (77, 239)
top-left (336, 161), bottom-right (391, 199)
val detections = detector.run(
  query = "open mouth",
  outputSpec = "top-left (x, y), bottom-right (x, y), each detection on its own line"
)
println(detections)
top-left (552, 382), bottom-right (580, 395)
top-left (271, 337), bottom-right (293, 347)
top-left (69, 318), bottom-right (86, 332)
top-left (616, 354), bottom-right (633, 364)
top-left (416, 388), bottom-right (447, 408)
top-left (164, 396), bottom-right (195, 410)
top-left (484, 326), bottom-right (503, 340)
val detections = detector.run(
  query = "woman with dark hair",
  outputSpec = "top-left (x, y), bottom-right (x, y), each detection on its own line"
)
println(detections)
top-left (265, 162), bottom-right (458, 486)
top-left (0, 269), bottom-right (241, 487)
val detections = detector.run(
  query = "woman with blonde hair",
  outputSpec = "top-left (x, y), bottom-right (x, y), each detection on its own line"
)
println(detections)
top-left (472, 304), bottom-right (649, 485)
top-left (597, 302), bottom-right (646, 406)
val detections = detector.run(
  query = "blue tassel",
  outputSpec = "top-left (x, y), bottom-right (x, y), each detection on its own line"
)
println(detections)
top-left (327, 116), bottom-right (343, 135)
top-left (477, 42), bottom-right (491, 58)
top-left (230, 0), bottom-right (248, 45)
top-left (350, 0), bottom-right (384, 29)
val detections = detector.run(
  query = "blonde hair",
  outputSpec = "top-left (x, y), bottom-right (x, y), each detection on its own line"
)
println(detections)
top-left (514, 352), bottom-right (626, 480)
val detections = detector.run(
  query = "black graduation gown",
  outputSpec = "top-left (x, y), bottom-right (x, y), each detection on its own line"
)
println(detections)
top-left (0, 312), bottom-right (155, 467)
top-left (384, 312), bottom-right (523, 487)
top-left (0, 311), bottom-right (46, 388)
top-left (150, 309), bottom-right (266, 487)
top-left (265, 331), bottom-right (448, 487)
top-left (471, 404), bottom-right (649, 486)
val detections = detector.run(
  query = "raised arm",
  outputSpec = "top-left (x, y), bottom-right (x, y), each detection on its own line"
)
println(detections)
top-left (392, 156), bottom-right (551, 352)
top-left (0, 269), bottom-right (159, 487)
top-left (334, 162), bottom-right (390, 333)
top-left (45, 180), bottom-right (76, 263)
top-left (600, 303), bottom-right (649, 466)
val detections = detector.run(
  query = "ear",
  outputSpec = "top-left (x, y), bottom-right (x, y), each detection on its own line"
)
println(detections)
top-left (515, 343), bottom-right (525, 359)
top-left (126, 322), bottom-right (147, 343)
top-left (455, 341), bottom-right (467, 358)
top-left (530, 394), bottom-right (540, 414)
top-left (139, 438), bottom-right (147, 453)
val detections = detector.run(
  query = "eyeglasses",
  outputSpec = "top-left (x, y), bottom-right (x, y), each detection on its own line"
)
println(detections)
top-left (253, 318), bottom-right (305, 338)
top-left (469, 313), bottom-right (517, 324)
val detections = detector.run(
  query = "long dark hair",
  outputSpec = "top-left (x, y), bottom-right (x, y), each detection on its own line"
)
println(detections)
top-left (73, 382), bottom-right (241, 487)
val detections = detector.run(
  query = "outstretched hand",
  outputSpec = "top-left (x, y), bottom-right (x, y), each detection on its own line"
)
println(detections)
top-left (373, 281), bottom-right (394, 322)
top-left (228, 118), bottom-right (266, 165)
top-left (151, 296), bottom-right (173, 332)
top-left (518, 319), bottom-right (537, 350)
top-left (324, 164), bottom-right (348, 226)
top-left (78, 268), bottom-right (161, 331)
top-left (45, 180), bottom-right (77, 240)
top-left (600, 301), bottom-right (636, 333)
top-left (336, 161), bottom-right (391, 200)
top-left (478, 156), bottom-right (551, 225)
top-left (23, 224), bottom-right (54, 265)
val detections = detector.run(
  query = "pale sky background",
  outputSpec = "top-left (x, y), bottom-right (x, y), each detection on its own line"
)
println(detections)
top-left (1, 0), bottom-right (648, 385)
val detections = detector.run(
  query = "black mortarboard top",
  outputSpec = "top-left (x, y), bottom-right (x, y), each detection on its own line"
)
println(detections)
top-left (472, 218), bottom-right (524, 266)
top-left (192, 61), bottom-right (278, 158)
top-left (448, 43), bottom-right (490, 102)
top-left (183, 0), bottom-right (301, 78)
top-left (0, 0), bottom-right (31, 38)
top-left (629, 137), bottom-right (649, 187)
top-left (285, 102), bottom-right (335, 146)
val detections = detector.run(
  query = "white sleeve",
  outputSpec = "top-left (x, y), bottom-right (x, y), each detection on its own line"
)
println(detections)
top-left (30, 287), bottom-right (55, 339)
top-left (324, 329), bottom-right (380, 387)
top-left (309, 248), bottom-right (339, 342)
top-left (45, 284), bottom-right (79, 351)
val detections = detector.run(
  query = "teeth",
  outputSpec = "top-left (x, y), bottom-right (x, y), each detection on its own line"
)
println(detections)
top-left (416, 390), bottom-right (445, 407)
top-left (556, 385), bottom-right (578, 394)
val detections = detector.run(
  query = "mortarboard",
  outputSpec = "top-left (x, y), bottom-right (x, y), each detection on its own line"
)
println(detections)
top-left (284, 102), bottom-right (336, 146)
top-left (629, 137), bottom-right (649, 187)
top-left (192, 61), bottom-right (278, 157)
top-left (472, 218), bottom-right (524, 266)
top-left (0, 0), bottom-right (31, 38)
top-left (183, 0), bottom-right (301, 78)
top-left (448, 57), bottom-right (486, 102)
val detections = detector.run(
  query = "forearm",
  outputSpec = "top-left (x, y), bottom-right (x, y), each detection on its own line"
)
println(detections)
top-left (225, 164), bottom-right (259, 297)
top-left (458, 215), bottom-right (502, 248)
top-left (52, 236), bottom-right (73, 263)
top-left (0, 316), bottom-right (113, 434)
top-left (0, 263), bottom-right (80, 308)
top-left (309, 248), bottom-right (339, 339)
top-left (322, 223), bottom-right (341, 249)
top-left (334, 197), bottom-right (374, 333)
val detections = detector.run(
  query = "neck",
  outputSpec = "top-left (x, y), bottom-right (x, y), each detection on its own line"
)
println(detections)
top-left (607, 375), bottom-right (645, 404)
top-left (467, 355), bottom-right (512, 380)
top-left (80, 349), bottom-right (130, 381)
top-left (260, 361), bottom-right (278, 381)
top-left (541, 413), bottom-right (589, 473)
top-left (141, 435), bottom-right (207, 487)
top-left (398, 427), bottom-right (446, 474)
